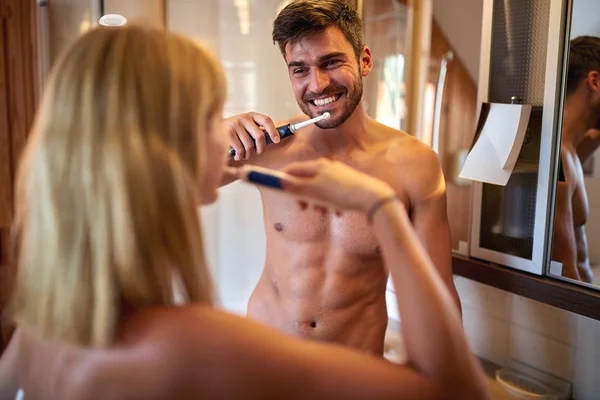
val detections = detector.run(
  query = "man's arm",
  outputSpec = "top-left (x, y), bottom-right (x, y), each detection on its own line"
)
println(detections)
top-left (552, 180), bottom-right (580, 281)
top-left (407, 148), bottom-right (462, 314)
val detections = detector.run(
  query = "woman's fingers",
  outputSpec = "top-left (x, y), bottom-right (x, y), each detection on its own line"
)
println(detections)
top-left (282, 159), bottom-right (327, 178)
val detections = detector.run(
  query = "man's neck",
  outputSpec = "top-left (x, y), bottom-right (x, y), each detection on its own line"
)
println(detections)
top-left (308, 102), bottom-right (373, 155)
top-left (563, 92), bottom-right (594, 148)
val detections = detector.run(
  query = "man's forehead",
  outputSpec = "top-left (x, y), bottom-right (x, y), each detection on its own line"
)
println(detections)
top-left (283, 27), bottom-right (353, 61)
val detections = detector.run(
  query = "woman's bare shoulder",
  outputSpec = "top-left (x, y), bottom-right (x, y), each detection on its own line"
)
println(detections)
top-left (60, 306), bottom-right (267, 399)
top-left (132, 306), bottom-right (283, 396)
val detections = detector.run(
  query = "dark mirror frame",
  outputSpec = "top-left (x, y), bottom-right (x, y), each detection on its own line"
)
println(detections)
top-left (453, 0), bottom-right (600, 321)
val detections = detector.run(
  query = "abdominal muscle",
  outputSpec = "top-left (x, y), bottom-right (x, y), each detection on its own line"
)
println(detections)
top-left (247, 239), bottom-right (389, 356)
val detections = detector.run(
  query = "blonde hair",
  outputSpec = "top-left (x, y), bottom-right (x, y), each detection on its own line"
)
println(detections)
top-left (12, 25), bottom-right (226, 347)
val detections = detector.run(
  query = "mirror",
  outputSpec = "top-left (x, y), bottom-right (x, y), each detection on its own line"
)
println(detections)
top-left (548, 0), bottom-right (600, 287)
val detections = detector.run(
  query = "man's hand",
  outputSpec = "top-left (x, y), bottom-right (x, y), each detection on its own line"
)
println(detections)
top-left (225, 112), bottom-right (281, 161)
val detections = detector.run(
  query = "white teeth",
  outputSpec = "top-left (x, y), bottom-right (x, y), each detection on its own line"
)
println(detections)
top-left (313, 95), bottom-right (338, 106)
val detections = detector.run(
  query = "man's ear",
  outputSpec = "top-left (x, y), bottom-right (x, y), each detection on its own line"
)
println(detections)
top-left (587, 70), bottom-right (600, 93)
top-left (360, 46), bottom-right (373, 77)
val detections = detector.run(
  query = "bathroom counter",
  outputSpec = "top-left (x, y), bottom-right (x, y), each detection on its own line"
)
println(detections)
top-left (479, 359), bottom-right (523, 400)
top-left (485, 379), bottom-right (523, 400)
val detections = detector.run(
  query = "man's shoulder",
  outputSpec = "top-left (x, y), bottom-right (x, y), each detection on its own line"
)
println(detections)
top-left (382, 126), bottom-right (433, 154)
top-left (371, 123), bottom-right (444, 202)
top-left (373, 124), bottom-right (438, 168)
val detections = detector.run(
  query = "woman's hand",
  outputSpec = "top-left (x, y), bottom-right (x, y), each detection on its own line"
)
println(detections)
top-left (281, 158), bottom-right (396, 214)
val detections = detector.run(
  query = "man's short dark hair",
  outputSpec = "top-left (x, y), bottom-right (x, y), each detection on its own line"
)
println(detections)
top-left (272, 0), bottom-right (364, 61)
top-left (567, 36), bottom-right (600, 95)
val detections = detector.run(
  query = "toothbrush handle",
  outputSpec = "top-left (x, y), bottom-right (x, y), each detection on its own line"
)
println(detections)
top-left (246, 170), bottom-right (284, 189)
top-left (229, 124), bottom-right (293, 159)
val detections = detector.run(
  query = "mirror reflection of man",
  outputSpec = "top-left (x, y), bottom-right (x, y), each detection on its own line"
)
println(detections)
top-left (553, 36), bottom-right (600, 283)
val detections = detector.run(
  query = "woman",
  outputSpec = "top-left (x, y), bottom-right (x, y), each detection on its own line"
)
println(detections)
top-left (0, 25), bottom-right (488, 399)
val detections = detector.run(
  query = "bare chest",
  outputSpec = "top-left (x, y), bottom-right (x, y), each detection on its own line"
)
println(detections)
top-left (261, 191), bottom-right (380, 255)
top-left (259, 158), bottom-right (409, 256)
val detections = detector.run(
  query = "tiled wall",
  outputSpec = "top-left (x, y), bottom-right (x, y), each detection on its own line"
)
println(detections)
top-left (454, 276), bottom-right (600, 400)
top-left (46, 0), bottom-right (164, 64)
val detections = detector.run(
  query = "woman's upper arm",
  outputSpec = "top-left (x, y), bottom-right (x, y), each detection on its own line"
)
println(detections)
top-left (175, 310), bottom-right (452, 400)
top-left (77, 308), bottom-right (477, 400)
top-left (239, 333), bottom-right (443, 400)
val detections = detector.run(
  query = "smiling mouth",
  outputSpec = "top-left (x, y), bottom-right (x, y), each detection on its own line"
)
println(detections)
top-left (309, 93), bottom-right (343, 107)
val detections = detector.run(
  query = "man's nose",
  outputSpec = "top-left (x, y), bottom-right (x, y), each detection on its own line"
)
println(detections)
top-left (308, 69), bottom-right (331, 94)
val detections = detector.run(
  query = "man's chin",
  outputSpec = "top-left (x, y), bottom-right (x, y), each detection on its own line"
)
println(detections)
top-left (315, 118), bottom-right (340, 129)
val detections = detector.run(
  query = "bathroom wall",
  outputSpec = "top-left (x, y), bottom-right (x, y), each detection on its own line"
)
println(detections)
top-left (46, 0), bottom-right (91, 64)
top-left (46, 0), bottom-right (164, 64)
top-left (103, 0), bottom-right (164, 26)
top-left (432, 0), bottom-right (483, 83)
top-left (168, 0), bottom-right (298, 313)
top-left (456, 276), bottom-right (600, 399)
top-left (569, 0), bottom-right (600, 39)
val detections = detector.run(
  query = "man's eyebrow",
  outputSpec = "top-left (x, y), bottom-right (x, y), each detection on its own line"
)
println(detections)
top-left (287, 52), bottom-right (348, 68)
top-left (318, 52), bottom-right (347, 63)
top-left (288, 60), bottom-right (306, 68)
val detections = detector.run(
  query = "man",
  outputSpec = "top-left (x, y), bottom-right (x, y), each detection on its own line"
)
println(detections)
top-left (553, 36), bottom-right (600, 283)
top-left (224, 0), bottom-right (460, 356)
